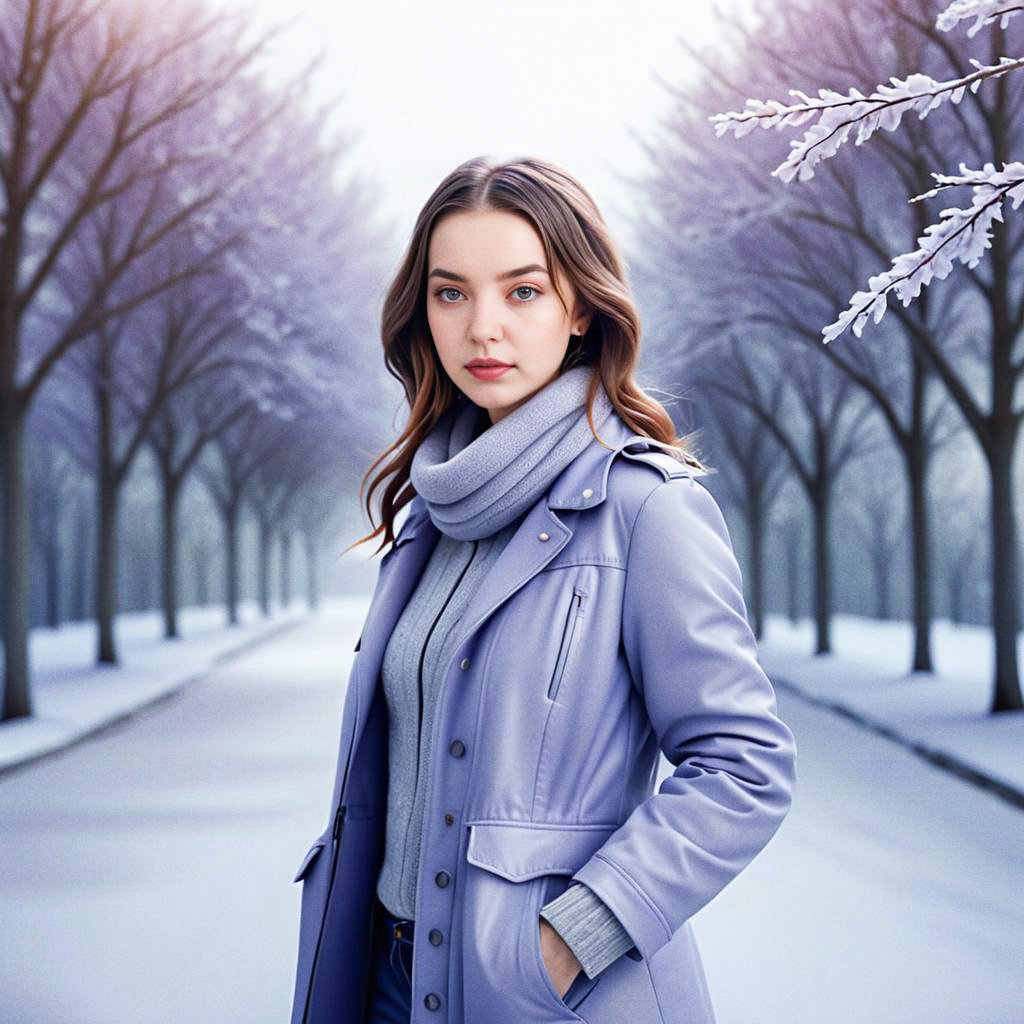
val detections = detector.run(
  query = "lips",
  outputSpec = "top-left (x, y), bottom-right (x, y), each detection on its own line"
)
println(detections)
top-left (467, 361), bottom-right (512, 380)
top-left (466, 360), bottom-right (511, 368)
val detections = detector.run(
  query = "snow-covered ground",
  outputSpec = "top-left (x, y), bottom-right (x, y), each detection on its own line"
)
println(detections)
top-left (0, 598), bottom-right (365, 1024)
top-left (757, 614), bottom-right (1024, 798)
top-left (690, 688), bottom-right (1023, 1024)
top-left (0, 600), bottom-right (309, 773)
top-left (0, 601), bottom-right (1021, 1023)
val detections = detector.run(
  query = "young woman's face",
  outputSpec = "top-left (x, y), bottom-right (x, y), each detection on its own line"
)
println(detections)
top-left (426, 208), bottom-right (590, 425)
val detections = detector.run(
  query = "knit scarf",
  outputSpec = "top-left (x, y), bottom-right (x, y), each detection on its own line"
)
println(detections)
top-left (409, 365), bottom-right (615, 540)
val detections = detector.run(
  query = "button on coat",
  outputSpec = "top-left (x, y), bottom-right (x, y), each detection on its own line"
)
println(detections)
top-left (288, 410), bottom-right (797, 1024)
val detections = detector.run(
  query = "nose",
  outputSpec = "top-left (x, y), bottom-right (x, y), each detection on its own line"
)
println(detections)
top-left (467, 295), bottom-right (504, 345)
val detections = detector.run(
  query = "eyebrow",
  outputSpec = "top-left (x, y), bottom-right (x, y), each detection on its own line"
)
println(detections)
top-left (428, 263), bottom-right (550, 283)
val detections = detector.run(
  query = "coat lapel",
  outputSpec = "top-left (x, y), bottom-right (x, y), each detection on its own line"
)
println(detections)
top-left (349, 505), bottom-right (438, 713)
top-left (452, 500), bottom-right (574, 646)
top-left (347, 412), bottom-right (648, 756)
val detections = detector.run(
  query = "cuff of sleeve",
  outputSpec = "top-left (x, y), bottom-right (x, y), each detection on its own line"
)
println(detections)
top-left (539, 881), bottom-right (638, 978)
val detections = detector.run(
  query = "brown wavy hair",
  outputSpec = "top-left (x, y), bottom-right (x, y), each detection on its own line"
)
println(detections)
top-left (345, 155), bottom-right (708, 559)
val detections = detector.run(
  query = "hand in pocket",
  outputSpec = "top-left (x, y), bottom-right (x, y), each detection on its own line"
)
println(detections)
top-left (538, 916), bottom-right (584, 999)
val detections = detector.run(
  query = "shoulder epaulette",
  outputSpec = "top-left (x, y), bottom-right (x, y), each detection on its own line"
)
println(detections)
top-left (619, 440), bottom-right (703, 482)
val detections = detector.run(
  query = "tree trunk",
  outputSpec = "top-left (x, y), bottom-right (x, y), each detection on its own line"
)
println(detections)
top-left (73, 498), bottom-right (89, 622)
top-left (280, 528), bottom-right (292, 609)
top-left (985, 41), bottom-right (1023, 712)
top-left (1, 402), bottom-right (33, 720)
top-left (906, 354), bottom-right (934, 673)
top-left (161, 472), bottom-right (182, 640)
top-left (988, 432), bottom-right (1023, 711)
top-left (786, 519), bottom-right (801, 625)
top-left (95, 474), bottom-right (120, 664)
top-left (45, 534), bottom-right (60, 628)
top-left (873, 539), bottom-right (890, 620)
top-left (196, 542), bottom-right (210, 607)
top-left (258, 519), bottom-right (272, 617)
top-left (224, 497), bottom-right (241, 626)
top-left (1, 192), bottom-right (32, 719)
top-left (811, 483), bottom-right (832, 655)
top-left (948, 560), bottom-right (965, 627)
top-left (93, 338), bottom-right (121, 665)
top-left (305, 531), bottom-right (319, 611)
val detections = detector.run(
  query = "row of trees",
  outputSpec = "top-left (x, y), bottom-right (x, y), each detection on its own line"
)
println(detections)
top-left (630, 0), bottom-right (1023, 712)
top-left (0, 0), bottom-right (396, 721)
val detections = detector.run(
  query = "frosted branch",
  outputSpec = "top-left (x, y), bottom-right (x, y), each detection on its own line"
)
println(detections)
top-left (937, 0), bottom-right (1024, 36)
top-left (710, 56), bottom-right (1024, 182)
top-left (822, 162), bottom-right (1024, 342)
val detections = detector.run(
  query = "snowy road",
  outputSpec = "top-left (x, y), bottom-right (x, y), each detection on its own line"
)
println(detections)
top-left (690, 680), bottom-right (1024, 1024)
top-left (1, 600), bottom-right (1021, 1024)
top-left (0, 601), bottom-right (366, 1024)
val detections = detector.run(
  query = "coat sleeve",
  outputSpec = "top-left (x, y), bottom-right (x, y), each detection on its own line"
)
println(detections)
top-left (570, 474), bottom-right (797, 963)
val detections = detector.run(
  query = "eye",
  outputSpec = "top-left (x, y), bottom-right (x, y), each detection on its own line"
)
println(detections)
top-left (433, 284), bottom-right (540, 304)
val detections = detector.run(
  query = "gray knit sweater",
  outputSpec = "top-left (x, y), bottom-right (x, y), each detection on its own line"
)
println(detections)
top-left (374, 521), bottom-right (636, 979)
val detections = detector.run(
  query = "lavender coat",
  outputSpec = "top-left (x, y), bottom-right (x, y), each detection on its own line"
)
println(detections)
top-left (288, 410), bottom-right (797, 1024)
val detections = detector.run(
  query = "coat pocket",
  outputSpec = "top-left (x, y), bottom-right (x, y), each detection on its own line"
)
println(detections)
top-left (547, 587), bottom-right (586, 702)
top-left (528, 875), bottom-right (603, 1016)
top-left (465, 819), bottom-right (617, 882)
top-left (462, 820), bottom-right (618, 1023)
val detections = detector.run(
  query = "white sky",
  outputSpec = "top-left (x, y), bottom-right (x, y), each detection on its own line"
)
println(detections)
top-left (245, 0), bottom-right (758, 252)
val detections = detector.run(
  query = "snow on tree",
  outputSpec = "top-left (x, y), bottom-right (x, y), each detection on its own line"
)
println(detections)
top-left (711, 0), bottom-right (1024, 342)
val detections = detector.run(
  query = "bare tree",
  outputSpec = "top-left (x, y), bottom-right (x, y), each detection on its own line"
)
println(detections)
top-left (775, 502), bottom-right (807, 625)
top-left (712, 0), bottom-right (1024, 710)
top-left (629, 0), bottom-right (979, 685)
top-left (148, 369), bottom-right (260, 639)
top-left (843, 461), bottom-right (909, 621)
top-left (24, 418), bottom-right (78, 628)
top-left (701, 332), bottom-right (882, 653)
top-left (694, 389), bottom-right (789, 640)
top-left (195, 417), bottom-right (265, 627)
top-left (0, 0), bottom-right (282, 718)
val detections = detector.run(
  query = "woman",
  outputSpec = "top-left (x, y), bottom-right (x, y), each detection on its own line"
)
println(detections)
top-left (288, 156), bottom-right (797, 1024)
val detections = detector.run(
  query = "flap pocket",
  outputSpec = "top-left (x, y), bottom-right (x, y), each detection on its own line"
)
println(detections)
top-left (292, 840), bottom-right (327, 883)
top-left (465, 820), bottom-right (618, 882)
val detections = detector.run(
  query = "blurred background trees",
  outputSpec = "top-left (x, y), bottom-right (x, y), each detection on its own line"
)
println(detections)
top-left (627, 0), bottom-right (1022, 711)
top-left (3, 0), bottom-right (1022, 725)
top-left (0, 0), bottom-right (395, 719)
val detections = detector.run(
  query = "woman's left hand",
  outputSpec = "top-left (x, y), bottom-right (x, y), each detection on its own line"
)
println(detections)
top-left (538, 916), bottom-right (584, 998)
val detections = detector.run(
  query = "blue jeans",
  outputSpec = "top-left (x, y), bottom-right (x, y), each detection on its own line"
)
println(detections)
top-left (367, 898), bottom-right (414, 1024)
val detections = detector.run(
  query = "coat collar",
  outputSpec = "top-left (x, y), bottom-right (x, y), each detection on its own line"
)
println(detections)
top-left (393, 411), bottom-right (650, 548)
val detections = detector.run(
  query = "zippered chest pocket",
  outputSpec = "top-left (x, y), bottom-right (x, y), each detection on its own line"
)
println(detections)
top-left (547, 586), bottom-right (586, 702)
